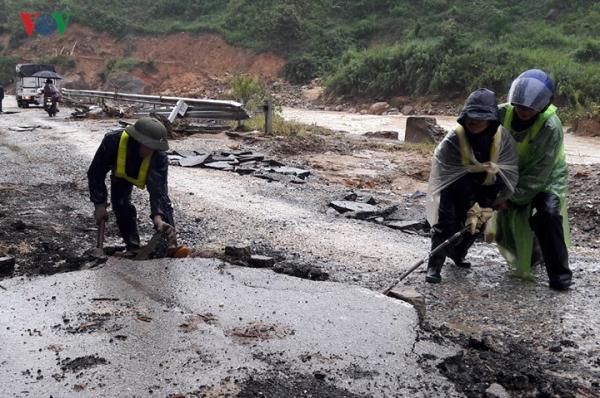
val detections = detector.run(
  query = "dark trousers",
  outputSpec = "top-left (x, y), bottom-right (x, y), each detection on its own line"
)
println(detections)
top-left (529, 192), bottom-right (572, 284)
top-left (429, 175), bottom-right (499, 267)
top-left (0, 98), bottom-right (3, 112)
top-left (111, 177), bottom-right (174, 250)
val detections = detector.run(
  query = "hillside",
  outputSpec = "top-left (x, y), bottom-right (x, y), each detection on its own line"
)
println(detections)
top-left (2, 0), bottom-right (600, 115)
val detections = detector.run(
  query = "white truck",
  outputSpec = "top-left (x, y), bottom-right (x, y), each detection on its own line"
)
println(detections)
top-left (15, 64), bottom-right (60, 108)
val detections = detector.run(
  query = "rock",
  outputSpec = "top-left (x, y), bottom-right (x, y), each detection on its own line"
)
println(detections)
top-left (335, 105), bottom-right (344, 112)
top-left (544, 8), bottom-right (560, 20)
top-left (386, 107), bottom-right (400, 115)
top-left (401, 105), bottom-right (414, 115)
top-left (179, 154), bottom-right (210, 167)
top-left (405, 116), bottom-right (447, 144)
top-left (485, 383), bottom-right (510, 398)
top-left (329, 201), bottom-right (378, 214)
top-left (363, 131), bottom-right (399, 140)
top-left (348, 107), bottom-right (357, 113)
top-left (0, 256), bottom-right (16, 275)
top-left (368, 102), bottom-right (390, 115)
top-left (249, 255), bottom-right (276, 268)
top-left (225, 243), bottom-right (251, 261)
top-left (359, 109), bottom-right (368, 115)
top-left (301, 86), bottom-right (324, 102)
top-left (387, 287), bottom-right (425, 319)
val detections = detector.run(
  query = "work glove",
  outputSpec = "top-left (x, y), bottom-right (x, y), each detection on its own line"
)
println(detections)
top-left (94, 203), bottom-right (108, 225)
top-left (153, 216), bottom-right (177, 244)
top-left (465, 203), bottom-right (494, 235)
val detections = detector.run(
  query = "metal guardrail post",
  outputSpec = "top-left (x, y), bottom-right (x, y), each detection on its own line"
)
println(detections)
top-left (264, 100), bottom-right (273, 135)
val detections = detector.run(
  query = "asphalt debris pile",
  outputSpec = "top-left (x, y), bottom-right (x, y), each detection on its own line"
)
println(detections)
top-left (568, 165), bottom-right (600, 248)
top-left (168, 149), bottom-right (311, 184)
top-left (327, 190), bottom-right (429, 235)
top-left (193, 242), bottom-right (330, 281)
top-left (0, 182), bottom-right (109, 277)
top-left (426, 327), bottom-right (599, 397)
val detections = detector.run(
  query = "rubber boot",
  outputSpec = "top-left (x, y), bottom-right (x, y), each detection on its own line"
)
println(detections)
top-left (425, 257), bottom-right (444, 283)
top-left (529, 193), bottom-right (572, 290)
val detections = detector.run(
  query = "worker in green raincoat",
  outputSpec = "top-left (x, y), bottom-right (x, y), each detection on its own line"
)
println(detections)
top-left (496, 69), bottom-right (572, 290)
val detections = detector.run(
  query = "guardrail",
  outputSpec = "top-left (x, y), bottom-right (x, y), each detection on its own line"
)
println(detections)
top-left (61, 88), bottom-right (251, 121)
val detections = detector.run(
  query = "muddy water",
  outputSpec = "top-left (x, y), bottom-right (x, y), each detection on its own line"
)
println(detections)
top-left (282, 107), bottom-right (600, 165)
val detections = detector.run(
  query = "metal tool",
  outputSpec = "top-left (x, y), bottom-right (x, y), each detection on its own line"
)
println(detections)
top-left (382, 227), bottom-right (469, 295)
top-left (94, 219), bottom-right (106, 256)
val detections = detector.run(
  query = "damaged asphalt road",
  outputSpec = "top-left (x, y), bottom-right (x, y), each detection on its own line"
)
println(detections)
top-left (1, 97), bottom-right (600, 397)
top-left (0, 259), bottom-right (459, 397)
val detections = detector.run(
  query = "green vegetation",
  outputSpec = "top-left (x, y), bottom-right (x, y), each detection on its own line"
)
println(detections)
top-left (99, 58), bottom-right (155, 81)
top-left (229, 74), bottom-right (268, 112)
top-left (0, 56), bottom-right (18, 85)
top-left (2, 0), bottom-right (600, 115)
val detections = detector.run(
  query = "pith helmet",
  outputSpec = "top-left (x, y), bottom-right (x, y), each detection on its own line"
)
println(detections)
top-left (125, 117), bottom-right (169, 151)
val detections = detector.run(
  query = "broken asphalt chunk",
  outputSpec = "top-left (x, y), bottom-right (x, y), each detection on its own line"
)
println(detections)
top-left (329, 201), bottom-right (378, 214)
top-left (204, 161), bottom-right (235, 171)
top-left (270, 166), bottom-right (310, 179)
top-left (249, 255), bottom-right (276, 268)
top-left (385, 220), bottom-right (426, 231)
top-left (178, 154), bottom-right (210, 167)
top-left (272, 261), bottom-right (329, 281)
top-left (225, 243), bottom-right (251, 261)
top-left (386, 287), bottom-right (425, 319)
top-left (0, 256), bottom-right (16, 275)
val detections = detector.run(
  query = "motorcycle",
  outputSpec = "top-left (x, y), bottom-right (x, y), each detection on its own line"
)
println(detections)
top-left (44, 95), bottom-right (58, 117)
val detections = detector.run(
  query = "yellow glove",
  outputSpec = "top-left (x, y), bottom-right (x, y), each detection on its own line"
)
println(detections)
top-left (465, 203), bottom-right (494, 235)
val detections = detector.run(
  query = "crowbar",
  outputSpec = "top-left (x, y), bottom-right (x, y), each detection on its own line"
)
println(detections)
top-left (382, 226), bottom-right (469, 295)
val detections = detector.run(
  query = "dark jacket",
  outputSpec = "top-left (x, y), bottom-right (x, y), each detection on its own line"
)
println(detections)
top-left (87, 130), bottom-right (172, 220)
top-left (0, 86), bottom-right (4, 99)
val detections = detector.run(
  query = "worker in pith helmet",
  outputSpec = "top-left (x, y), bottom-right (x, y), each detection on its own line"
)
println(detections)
top-left (495, 69), bottom-right (572, 290)
top-left (425, 88), bottom-right (519, 283)
top-left (87, 117), bottom-right (178, 256)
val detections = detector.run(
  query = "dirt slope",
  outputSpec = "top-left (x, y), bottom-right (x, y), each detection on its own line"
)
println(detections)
top-left (1, 24), bottom-right (285, 95)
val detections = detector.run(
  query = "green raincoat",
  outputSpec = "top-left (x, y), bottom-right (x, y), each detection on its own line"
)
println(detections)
top-left (495, 104), bottom-right (570, 278)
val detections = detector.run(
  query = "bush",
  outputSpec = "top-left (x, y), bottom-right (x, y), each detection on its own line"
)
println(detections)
top-left (0, 56), bottom-right (17, 85)
top-left (282, 55), bottom-right (319, 84)
top-left (229, 74), bottom-right (268, 112)
top-left (572, 41), bottom-right (600, 62)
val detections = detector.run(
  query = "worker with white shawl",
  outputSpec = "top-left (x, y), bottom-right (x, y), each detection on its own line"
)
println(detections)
top-left (425, 88), bottom-right (519, 283)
